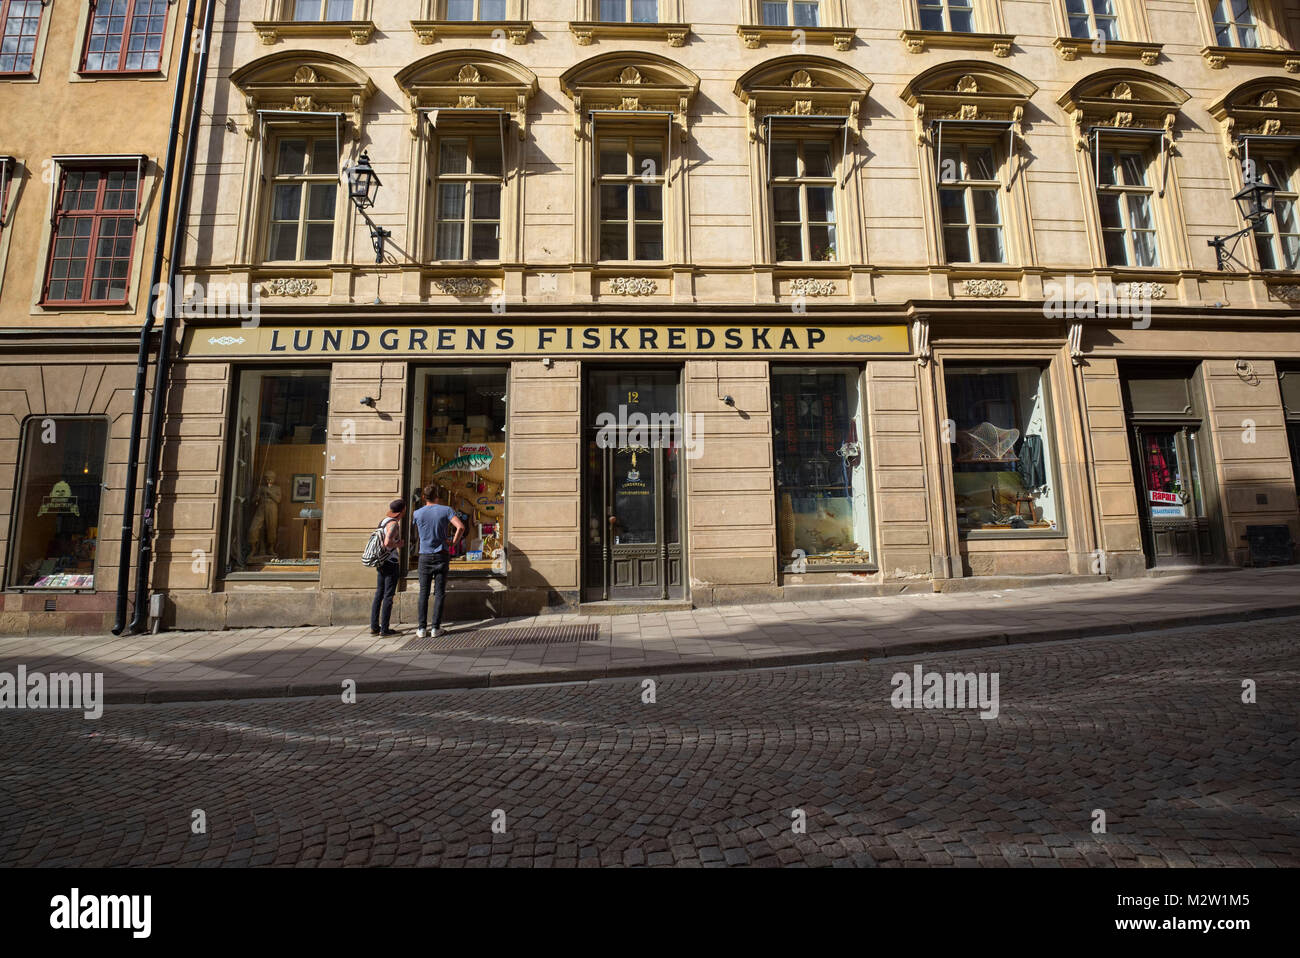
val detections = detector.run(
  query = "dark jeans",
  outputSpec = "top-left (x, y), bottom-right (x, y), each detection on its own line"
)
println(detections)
top-left (370, 557), bottom-right (400, 632)
top-left (417, 552), bottom-right (450, 630)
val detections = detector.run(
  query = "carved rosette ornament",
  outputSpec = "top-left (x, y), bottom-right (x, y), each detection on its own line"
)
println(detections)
top-left (260, 278), bottom-right (318, 297)
top-left (790, 278), bottom-right (836, 297)
top-left (433, 277), bottom-right (491, 296)
top-left (960, 279), bottom-right (1007, 297)
top-left (609, 277), bottom-right (658, 296)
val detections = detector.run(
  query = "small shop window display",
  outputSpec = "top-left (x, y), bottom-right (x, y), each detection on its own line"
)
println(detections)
top-left (945, 365), bottom-right (1059, 534)
top-left (771, 367), bottom-right (874, 569)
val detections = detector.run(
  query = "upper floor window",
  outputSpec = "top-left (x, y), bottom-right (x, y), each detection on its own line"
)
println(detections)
top-left (761, 2), bottom-right (819, 27)
top-left (44, 167), bottom-right (138, 306)
top-left (1097, 149), bottom-right (1158, 267)
top-left (599, 0), bottom-right (657, 22)
top-left (0, 0), bottom-right (42, 74)
top-left (772, 138), bottom-right (837, 262)
top-left (434, 132), bottom-right (503, 261)
top-left (939, 142), bottom-right (1004, 263)
top-left (1066, 0), bottom-right (1118, 40)
top-left (1212, 0), bottom-right (1258, 48)
top-left (446, 0), bottom-right (507, 19)
top-left (82, 0), bottom-right (168, 74)
top-left (918, 0), bottom-right (974, 32)
top-left (267, 134), bottom-right (338, 262)
top-left (1253, 156), bottom-right (1300, 270)
top-left (293, 0), bottom-right (354, 20)
top-left (598, 134), bottom-right (665, 261)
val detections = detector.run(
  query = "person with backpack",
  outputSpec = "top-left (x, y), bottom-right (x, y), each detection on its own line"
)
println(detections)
top-left (367, 499), bottom-right (406, 636)
top-left (412, 484), bottom-right (465, 638)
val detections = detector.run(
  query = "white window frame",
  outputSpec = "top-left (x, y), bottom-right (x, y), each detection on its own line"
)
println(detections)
top-left (264, 131), bottom-right (342, 264)
top-left (431, 127), bottom-right (505, 262)
top-left (1250, 151), bottom-right (1300, 271)
top-left (1064, 0), bottom-right (1119, 40)
top-left (1095, 146), bottom-right (1160, 268)
top-left (1211, 0), bottom-right (1259, 48)
top-left (917, 0), bottom-right (976, 33)
top-left (770, 136), bottom-right (839, 263)
top-left (937, 138), bottom-right (1007, 265)
top-left (596, 129), bottom-right (668, 263)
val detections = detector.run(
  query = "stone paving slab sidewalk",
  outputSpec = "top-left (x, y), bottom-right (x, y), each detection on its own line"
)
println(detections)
top-left (1, 567), bottom-right (1297, 704)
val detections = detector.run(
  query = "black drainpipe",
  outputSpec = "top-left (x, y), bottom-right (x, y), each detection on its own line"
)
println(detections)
top-left (112, 0), bottom-right (201, 635)
top-left (128, 0), bottom-right (218, 634)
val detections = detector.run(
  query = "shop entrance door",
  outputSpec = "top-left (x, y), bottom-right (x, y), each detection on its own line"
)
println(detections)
top-left (583, 370), bottom-right (684, 601)
top-left (1133, 424), bottom-right (1214, 567)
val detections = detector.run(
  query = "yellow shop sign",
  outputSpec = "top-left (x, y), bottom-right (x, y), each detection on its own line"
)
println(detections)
top-left (182, 323), bottom-right (910, 358)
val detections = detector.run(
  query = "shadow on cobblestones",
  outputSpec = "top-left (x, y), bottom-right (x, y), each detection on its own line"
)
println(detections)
top-left (0, 620), bottom-right (1296, 867)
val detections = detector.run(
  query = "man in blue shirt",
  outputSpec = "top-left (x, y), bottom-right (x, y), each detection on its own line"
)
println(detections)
top-left (412, 484), bottom-right (466, 638)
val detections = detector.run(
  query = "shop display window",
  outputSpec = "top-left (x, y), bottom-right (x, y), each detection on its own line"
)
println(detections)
top-left (771, 366), bottom-right (873, 567)
top-left (10, 417), bottom-right (108, 589)
top-left (945, 365), bottom-right (1060, 534)
top-left (224, 370), bottom-right (329, 574)
top-left (412, 368), bottom-right (507, 571)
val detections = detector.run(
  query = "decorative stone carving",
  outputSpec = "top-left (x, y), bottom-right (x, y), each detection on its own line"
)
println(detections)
top-left (1287, 59), bottom-right (1300, 74)
top-left (1111, 82), bottom-right (1133, 100)
top-left (666, 29), bottom-right (687, 48)
top-left (458, 65), bottom-right (481, 83)
top-left (992, 40), bottom-right (1012, 58)
top-left (790, 70), bottom-right (814, 89)
top-left (609, 276), bottom-right (657, 296)
top-left (962, 279), bottom-right (1007, 297)
top-left (433, 277), bottom-right (491, 296)
top-left (955, 75), bottom-right (979, 94)
top-left (1140, 50), bottom-right (1159, 65)
top-left (1260, 90), bottom-right (1280, 109)
top-left (260, 278), bottom-right (318, 297)
top-left (833, 33), bottom-right (853, 52)
top-left (208, 335), bottom-right (247, 347)
top-left (1115, 282), bottom-right (1167, 301)
top-left (619, 67), bottom-right (643, 85)
top-left (903, 33), bottom-right (926, 54)
top-left (573, 26), bottom-right (594, 45)
top-left (291, 95), bottom-right (319, 112)
top-left (294, 67), bottom-right (318, 84)
top-left (349, 24), bottom-right (374, 45)
top-left (620, 96), bottom-right (641, 111)
top-left (1058, 44), bottom-right (1079, 62)
top-left (790, 278), bottom-right (836, 297)
top-left (1206, 53), bottom-right (1227, 69)
top-left (740, 29), bottom-right (761, 49)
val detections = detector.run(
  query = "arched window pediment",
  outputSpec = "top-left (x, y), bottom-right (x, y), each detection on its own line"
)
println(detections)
top-left (560, 52), bottom-right (700, 140)
top-left (231, 50), bottom-right (376, 138)
top-left (900, 61), bottom-right (1036, 144)
top-left (734, 56), bottom-right (871, 141)
top-left (1208, 77), bottom-right (1300, 155)
top-left (396, 50), bottom-right (539, 138)
top-left (1057, 69), bottom-right (1189, 148)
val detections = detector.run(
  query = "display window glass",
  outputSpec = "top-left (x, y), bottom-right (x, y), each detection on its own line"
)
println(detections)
top-left (10, 417), bottom-right (108, 589)
top-left (224, 369), bottom-right (329, 574)
top-left (771, 366), bottom-right (873, 568)
top-left (945, 365), bottom-right (1060, 534)
top-left (412, 368), bottom-right (507, 571)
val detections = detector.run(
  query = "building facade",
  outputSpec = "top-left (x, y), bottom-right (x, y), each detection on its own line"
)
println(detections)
top-left (0, 0), bottom-right (196, 634)
top-left (7, 1), bottom-right (1299, 634)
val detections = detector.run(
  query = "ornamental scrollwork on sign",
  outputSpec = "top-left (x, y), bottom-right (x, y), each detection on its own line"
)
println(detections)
top-left (610, 276), bottom-right (658, 296)
top-left (1269, 284), bottom-right (1300, 303)
top-left (260, 278), bottom-right (318, 297)
top-left (790, 277), bottom-right (835, 297)
top-left (961, 279), bottom-right (1007, 297)
top-left (433, 277), bottom-right (491, 296)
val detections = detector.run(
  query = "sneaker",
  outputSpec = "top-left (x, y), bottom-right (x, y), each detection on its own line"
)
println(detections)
top-left (431, 627), bottom-right (444, 638)
top-left (369, 628), bottom-right (380, 636)
top-left (415, 628), bottom-right (427, 639)
top-left (380, 629), bottom-right (401, 637)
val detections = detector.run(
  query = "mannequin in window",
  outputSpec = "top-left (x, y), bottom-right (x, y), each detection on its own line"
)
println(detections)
top-left (247, 470), bottom-right (282, 559)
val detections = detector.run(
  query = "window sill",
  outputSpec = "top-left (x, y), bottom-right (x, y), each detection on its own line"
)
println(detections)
top-left (1053, 36), bottom-right (1161, 65)
top-left (252, 20), bottom-right (376, 44)
top-left (1201, 45), bottom-right (1300, 71)
top-left (900, 29), bottom-right (1014, 57)
top-left (571, 21), bottom-right (689, 47)
top-left (960, 529), bottom-right (1067, 541)
top-left (39, 300), bottom-right (132, 311)
top-left (411, 19), bottom-right (532, 45)
top-left (223, 571), bottom-right (320, 582)
top-left (403, 569), bottom-right (505, 581)
top-left (76, 69), bottom-right (165, 79)
top-left (738, 24), bottom-right (854, 51)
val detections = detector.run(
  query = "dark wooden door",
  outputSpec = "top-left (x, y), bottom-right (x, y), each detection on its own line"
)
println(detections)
top-left (584, 370), bottom-right (683, 601)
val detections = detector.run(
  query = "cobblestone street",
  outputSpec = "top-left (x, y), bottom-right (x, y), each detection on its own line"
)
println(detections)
top-left (1, 619), bottom-right (1297, 867)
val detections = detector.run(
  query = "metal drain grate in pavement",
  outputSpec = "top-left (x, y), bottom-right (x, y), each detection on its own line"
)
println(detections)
top-left (400, 624), bottom-right (601, 651)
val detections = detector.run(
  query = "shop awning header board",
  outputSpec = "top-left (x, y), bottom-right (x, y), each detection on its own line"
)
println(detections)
top-left (182, 323), bottom-right (910, 358)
